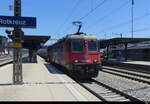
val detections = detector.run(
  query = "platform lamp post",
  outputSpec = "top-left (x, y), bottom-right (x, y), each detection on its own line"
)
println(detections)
top-left (131, 0), bottom-right (134, 38)
top-left (12, 0), bottom-right (24, 84)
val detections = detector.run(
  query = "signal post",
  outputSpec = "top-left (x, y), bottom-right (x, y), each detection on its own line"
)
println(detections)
top-left (13, 0), bottom-right (24, 84)
top-left (0, 1), bottom-right (36, 84)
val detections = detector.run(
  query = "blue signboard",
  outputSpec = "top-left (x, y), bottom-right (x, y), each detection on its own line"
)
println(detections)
top-left (0, 16), bottom-right (36, 28)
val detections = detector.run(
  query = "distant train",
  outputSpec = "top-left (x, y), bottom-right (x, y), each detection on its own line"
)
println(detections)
top-left (37, 47), bottom-right (48, 59)
top-left (46, 33), bottom-right (102, 79)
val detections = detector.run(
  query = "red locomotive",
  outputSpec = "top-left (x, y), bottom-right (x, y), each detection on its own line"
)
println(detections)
top-left (47, 22), bottom-right (102, 79)
top-left (47, 34), bottom-right (102, 79)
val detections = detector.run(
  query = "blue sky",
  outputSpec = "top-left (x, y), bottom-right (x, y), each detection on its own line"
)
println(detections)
top-left (0, 0), bottom-right (150, 45)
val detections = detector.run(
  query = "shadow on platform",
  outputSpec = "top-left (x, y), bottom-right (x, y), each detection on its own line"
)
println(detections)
top-left (79, 80), bottom-right (92, 84)
top-left (44, 64), bottom-right (63, 74)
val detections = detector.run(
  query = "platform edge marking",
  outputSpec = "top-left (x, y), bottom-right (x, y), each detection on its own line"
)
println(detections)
top-left (49, 65), bottom-right (88, 101)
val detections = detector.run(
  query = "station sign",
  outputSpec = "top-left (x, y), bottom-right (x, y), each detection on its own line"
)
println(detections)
top-left (0, 16), bottom-right (36, 28)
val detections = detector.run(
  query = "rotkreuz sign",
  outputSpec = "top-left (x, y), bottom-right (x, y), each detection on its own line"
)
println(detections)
top-left (0, 16), bottom-right (36, 28)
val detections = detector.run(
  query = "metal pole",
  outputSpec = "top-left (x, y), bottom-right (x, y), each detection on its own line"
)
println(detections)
top-left (113, 33), bottom-right (123, 38)
top-left (125, 43), bottom-right (128, 61)
top-left (131, 0), bottom-right (134, 38)
top-left (13, 0), bottom-right (23, 84)
top-left (120, 33), bottom-right (122, 38)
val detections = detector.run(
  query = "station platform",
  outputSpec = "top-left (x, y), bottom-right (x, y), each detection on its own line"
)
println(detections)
top-left (102, 59), bottom-right (150, 71)
top-left (103, 59), bottom-right (150, 65)
top-left (0, 56), bottom-right (100, 101)
top-left (121, 60), bottom-right (150, 66)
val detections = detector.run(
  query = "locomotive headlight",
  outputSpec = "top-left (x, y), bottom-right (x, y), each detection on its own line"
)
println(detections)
top-left (94, 60), bottom-right (97, 63)
top-left (74, 60), bottom-right (78, 63)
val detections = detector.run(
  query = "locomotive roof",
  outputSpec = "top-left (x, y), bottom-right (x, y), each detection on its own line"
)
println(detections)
top-left (49, 33), bottom-right (98, 47)
top-left (66, 34), bottom-right (97, 40)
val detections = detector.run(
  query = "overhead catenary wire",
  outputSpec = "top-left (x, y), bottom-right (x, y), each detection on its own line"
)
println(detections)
top-left (60, 25), bottom-right (74, 37)
top-left (54, 0), bottom-right (81, 38)
top-left (98, 27), bottom-right (150, 39)
top-left (96, 13), bottom-right (150, 34)
top-left (62, 0), bottom-right (107, 35)
top-left (121, 27), bottom-right (150, 33)
top-left (91, 0), bottom-right (94, 12)
top-left (78, 0), bottom-right (107, 21)
top-left (86, 0), bottom-right (131, 30)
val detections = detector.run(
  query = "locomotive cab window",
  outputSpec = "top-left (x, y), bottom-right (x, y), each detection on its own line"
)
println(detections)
top-left (71, 40), bottom-right (83, 52)
top-left (88, 40), bottom-right (97, 52)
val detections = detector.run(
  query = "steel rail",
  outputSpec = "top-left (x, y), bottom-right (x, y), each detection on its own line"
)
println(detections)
top-left (51, 63), bottom-right (142, 102)
top-left (76, 80), bottom-right (107, 101)
top-left (91, 79), bottom-right (142, 102)
top-left (101, 69), bottom-right (150, 85)
top-left (103, 66), bottom-right (150, 79)
top-left (109, 65), bottom-right (150, 74)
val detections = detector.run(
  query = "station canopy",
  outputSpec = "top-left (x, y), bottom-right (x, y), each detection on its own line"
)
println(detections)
top-left (22, 35), bottom-right (51, 49)
top-left (99, 38), bottom-right (150, 48)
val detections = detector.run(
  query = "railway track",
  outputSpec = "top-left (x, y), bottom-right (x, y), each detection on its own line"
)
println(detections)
top-left (102, 66), bottom-right (150, 85)
top-left (77, 79), bottom-right (141, 101)
top-left (51, 63), bottom-right (143, 102)
top-left (103, 63), bottom-right (150, 74)
top-left (0, 54), bottom-right (28, 67)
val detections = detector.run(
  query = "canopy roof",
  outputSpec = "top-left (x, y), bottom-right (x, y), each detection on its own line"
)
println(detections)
top-left (99, 38), bottom-right (150, 48)
top-left (22, 35), bottom-right (51, 49)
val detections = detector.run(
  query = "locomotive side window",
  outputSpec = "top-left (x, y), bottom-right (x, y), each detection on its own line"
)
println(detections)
top-left (65, 41), bottom-right (71, 52)
top-left (60, 45), bottom-right (63, 52)
top-left (71, 40), bottom-right (83, 52)
top-left (88, 40), bottom-right (97, 52)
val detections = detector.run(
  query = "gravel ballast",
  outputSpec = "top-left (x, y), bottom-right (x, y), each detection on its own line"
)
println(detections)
top-left (95, 71), bottom-right (150, 101)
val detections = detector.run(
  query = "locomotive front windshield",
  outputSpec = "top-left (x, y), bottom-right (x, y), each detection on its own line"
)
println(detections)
top-left (71, 40), bottom-right (84, 52)
top-left (88, 41), bottom-right (97, 52)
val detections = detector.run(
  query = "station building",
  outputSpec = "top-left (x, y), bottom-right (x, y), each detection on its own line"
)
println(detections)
top-left (99, 38), bottom-right (150, 61)
top-left (111, 41), bottom-right (150, 61)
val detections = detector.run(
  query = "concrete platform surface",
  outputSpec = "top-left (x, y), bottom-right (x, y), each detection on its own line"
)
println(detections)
top-left (0, 56), bottom-right (100, 101)
top-left (122, 61), bottom-right (150, 66)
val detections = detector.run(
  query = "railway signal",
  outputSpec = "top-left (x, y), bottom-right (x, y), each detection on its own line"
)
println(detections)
top-left (12, 0), bottom-right (23, 84)
top-left (12, 0), bottom-right (36, 84)
top-left (4, 0), bottom-right (36, 84)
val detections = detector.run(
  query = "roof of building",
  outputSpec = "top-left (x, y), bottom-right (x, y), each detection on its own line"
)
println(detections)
top-left (99, 38), bottom-right (150, 48)
top-left (0, 36), bottom-right (7, 38)
top-left (22, 35), bottom-right (51, 49)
